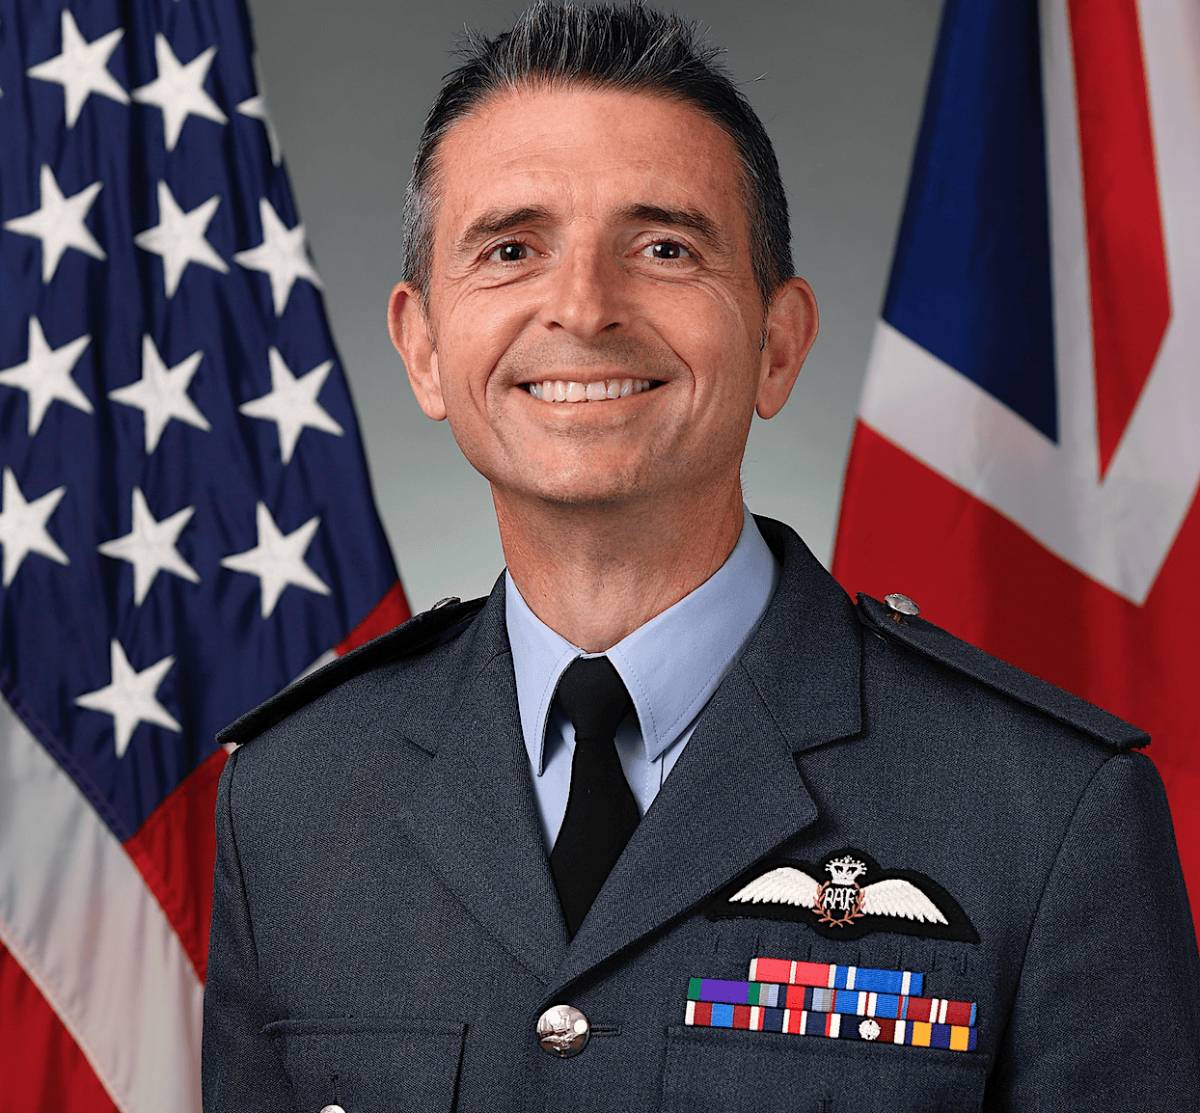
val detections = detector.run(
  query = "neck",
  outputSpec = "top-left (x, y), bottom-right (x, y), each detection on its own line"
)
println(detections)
top-left (495, 481), bottom-right (745, 652)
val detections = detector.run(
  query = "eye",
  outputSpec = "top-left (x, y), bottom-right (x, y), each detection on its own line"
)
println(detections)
top-left (484, 239), bottom-right (530, 264)
top-left (641, 239), bottom-right (694, 263)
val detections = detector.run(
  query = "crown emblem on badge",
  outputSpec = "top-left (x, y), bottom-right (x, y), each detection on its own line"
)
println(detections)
top-left (825, 855), bottom-right (867, 886)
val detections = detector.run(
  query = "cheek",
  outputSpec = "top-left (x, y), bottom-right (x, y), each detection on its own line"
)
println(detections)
top-left (662, 318), bottom-right (756, 407)
top-left (438, 303), bottom-right (519, 405)
top-left (655, 282), bottom-right (757, 381)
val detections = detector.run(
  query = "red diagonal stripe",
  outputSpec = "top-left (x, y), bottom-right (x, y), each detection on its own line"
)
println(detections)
top-left (121, 581), bottom-right (411, 984)
top-left (336, 580), bottom-right (411, 654)
top-left (0, 942), bottom-right (120, 1113)
top-left (1068, 0), bottom-right (1171, 477)
top-left (835, 421), bottom-right (1200, 926)
top-left (124, 747), bottom-right (227, 982)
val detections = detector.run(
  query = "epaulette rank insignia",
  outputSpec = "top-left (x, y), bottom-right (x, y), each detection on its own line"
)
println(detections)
top-left (215, 594), bottom-right (486, 749)
top-left (855, 591), bottom-right (1148, 751)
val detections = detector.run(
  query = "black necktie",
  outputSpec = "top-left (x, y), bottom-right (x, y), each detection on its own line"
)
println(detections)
top-left (549, 655), bottom-right (641, 938)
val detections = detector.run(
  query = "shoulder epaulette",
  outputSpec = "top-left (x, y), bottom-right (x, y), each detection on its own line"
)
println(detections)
top-left (855, 591), bottom-right (1149, 750)
top-left (216, 595), bottom-right (487, 749)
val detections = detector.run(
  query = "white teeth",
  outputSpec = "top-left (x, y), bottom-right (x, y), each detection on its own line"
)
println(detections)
top-left (524, 377), bottom-right (661, 402)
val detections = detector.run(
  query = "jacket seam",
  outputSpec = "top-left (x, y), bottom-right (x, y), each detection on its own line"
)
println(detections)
top-left (987, 750), bottom-right (1124, 1083)
top-left (224, 746), bottom-right (264, 981)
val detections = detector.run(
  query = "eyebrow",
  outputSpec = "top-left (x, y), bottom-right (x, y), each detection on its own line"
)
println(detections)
top-left (452, 201), bottom-right (732, 258)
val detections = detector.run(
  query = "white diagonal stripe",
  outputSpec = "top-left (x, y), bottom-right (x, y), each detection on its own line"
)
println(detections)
top-left (860, 0), bottom-right (1200, 606)
top-left (0, 696), bottom-right (202, 1113)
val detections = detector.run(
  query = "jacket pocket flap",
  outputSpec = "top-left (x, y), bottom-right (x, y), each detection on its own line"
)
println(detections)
top-left (662, 1024), bottom-right (988, 1113)
top-left (262, 1016), bottom-right (466, 1113)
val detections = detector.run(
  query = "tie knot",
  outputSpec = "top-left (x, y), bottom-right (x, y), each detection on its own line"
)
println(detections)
top-left (555, 655), bottom-right (632, 742)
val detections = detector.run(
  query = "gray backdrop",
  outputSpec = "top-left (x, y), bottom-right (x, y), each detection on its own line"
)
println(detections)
top-left (245, 0), bottom-right (942, 609)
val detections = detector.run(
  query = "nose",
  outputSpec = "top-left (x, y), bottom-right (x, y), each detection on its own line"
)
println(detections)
top-left (537, 240), bottom-right (627, 341)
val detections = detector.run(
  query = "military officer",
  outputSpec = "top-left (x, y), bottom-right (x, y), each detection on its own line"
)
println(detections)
top-left (201, 1), bottom-right (1200, 1110)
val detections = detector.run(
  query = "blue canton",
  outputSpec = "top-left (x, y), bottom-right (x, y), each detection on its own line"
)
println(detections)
top-left (0, 1), bottom-right (396, 841)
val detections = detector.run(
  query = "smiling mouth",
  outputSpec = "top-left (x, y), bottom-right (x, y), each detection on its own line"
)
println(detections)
top-left (523, 378), bottom-right (665, 402)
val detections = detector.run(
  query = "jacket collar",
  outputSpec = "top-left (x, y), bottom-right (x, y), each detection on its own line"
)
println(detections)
top-left (393, 514), bottom-right (863, 988)
top-left (503, 502), bottom-right (780, 773)
top-left (399, 513), bottom-right (861, 756)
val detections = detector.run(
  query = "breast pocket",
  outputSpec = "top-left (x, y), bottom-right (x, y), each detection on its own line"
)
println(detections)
top-left (660, 1025), bottom-right (988, 1113)
top-left (262, 1016), bottom-right (467, 1113)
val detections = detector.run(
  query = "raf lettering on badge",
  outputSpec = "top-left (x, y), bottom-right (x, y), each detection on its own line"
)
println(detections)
top-left (706, 847), bottom-right (979, 943)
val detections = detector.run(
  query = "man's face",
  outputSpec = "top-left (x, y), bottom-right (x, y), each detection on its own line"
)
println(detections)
top-left (389, 84), bottom-right (817, 511)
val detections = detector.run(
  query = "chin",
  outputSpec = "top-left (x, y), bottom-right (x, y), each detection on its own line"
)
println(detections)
top-left (509, 469), bottom-right (652, 508)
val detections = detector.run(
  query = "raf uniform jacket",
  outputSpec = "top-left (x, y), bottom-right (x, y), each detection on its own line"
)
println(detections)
top-left (201, 514), bottom-right (1200, 1113)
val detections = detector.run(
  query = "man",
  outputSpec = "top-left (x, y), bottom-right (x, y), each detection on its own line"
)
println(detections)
top-left (202, 1), bottom-right (1200, 1109)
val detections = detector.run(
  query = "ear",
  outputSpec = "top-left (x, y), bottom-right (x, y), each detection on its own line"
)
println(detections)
top-left (387, 280), bottom-right (447, 421)
top-left (755, 276), bottom-right (819, 420)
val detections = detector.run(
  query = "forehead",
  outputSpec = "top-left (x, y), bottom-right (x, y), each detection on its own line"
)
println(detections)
top-left (431, 83), bottom-right (749, 247)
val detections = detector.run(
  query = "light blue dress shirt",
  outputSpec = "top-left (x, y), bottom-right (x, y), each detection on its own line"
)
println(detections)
top-left (504, 503), bottom-right (780, 850)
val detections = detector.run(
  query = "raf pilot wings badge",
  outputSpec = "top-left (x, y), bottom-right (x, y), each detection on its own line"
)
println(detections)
top-left (707, 847), bottom-right (979, 943)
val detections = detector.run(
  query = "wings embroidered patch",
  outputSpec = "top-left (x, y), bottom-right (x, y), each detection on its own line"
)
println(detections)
top-left (707, 848), bottom-right (979, 943)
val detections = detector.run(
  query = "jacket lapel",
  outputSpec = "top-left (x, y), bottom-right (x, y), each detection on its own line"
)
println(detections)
top-left (546, 515), bottom-right (864, 997)
top-left (394, 573), bottom-right (569, 984)
top-left (392, 515), bottom-right (864, 996)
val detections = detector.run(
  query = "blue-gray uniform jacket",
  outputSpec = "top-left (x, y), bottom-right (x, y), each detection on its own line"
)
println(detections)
top-left (201, 514), bottom-right (1200, 1112)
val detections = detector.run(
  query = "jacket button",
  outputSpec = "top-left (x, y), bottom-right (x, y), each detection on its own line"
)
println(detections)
top-left (536, 1003), bottom-right (590, 1057)
top-left (320, 1106), bottom-right (347, 1113)
top-left (883, 592), bottom-right (920, 618)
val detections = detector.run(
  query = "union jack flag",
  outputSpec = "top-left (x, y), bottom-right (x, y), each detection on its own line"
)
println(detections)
top-left (835, 0), bottom-right (1200, 927)
top-left (0, 1), bottom-right (407, 1106)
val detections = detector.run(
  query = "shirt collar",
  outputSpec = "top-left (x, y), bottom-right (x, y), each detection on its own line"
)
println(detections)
top-left (504, 502), bottom-right (780, 775)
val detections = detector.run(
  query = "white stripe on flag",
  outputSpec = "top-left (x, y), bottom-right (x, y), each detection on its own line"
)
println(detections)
top-left (0, 697), bottom-right (203, 1113)
top-left (862, 0), bottom-right (1200, 608)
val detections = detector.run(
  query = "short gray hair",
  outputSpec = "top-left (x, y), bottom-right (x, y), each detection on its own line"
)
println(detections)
top-left (400, 0), bottom-right (793, 325)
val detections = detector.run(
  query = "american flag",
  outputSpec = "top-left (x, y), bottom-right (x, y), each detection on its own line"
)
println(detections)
top-left (0, 1), bottom-right (407, 1107)
top-left (835, 0), bottom-right (1200, 927)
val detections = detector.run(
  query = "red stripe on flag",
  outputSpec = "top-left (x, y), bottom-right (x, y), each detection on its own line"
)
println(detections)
top-left (120, 582), bottom-right (411, 985)
top-left (336, 581), bottom-right (411, 654)
top-left (1067, 0), bottom-right (1171, 477)
top-left (834, 421), bottom-right (1200, 923)
top-left (123, 747), bottom-right (227, 982)
top-left (0, 941), bottom-right (119, 1113)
